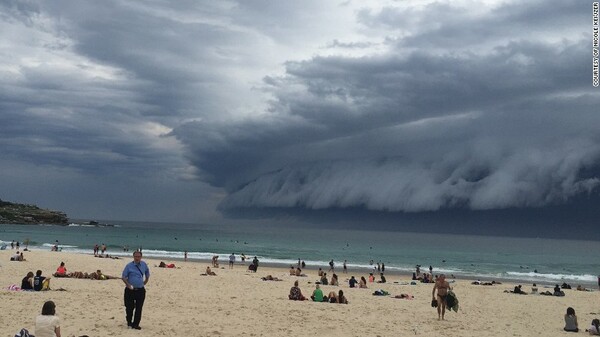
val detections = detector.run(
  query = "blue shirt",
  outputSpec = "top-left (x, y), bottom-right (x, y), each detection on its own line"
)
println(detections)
top-left (122, 261), bottom-right (150, 288)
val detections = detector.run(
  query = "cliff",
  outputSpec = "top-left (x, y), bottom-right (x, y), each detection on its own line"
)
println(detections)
top-left (0, 199), bottom-right (69, 225)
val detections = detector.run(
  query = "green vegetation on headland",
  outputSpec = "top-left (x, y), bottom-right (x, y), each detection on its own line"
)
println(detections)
top-left (0, 199), bottom-right (68, 225)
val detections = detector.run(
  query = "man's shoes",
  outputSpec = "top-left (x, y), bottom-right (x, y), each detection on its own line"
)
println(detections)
top-left (132, 326), bottom-right (142, 330)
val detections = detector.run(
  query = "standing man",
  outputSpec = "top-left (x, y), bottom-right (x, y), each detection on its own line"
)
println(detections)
top-left (122, 251), bottom-right (150, 330)
top-left (229, 253), bottom-right (235, 269)
top-left (328, 259), bottom-right (334, 272)
top-left (432, 274), bottom-right (450, 320)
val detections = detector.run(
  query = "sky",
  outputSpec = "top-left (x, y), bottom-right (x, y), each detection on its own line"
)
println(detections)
top-left (1, 0), bottom-right (599, 234)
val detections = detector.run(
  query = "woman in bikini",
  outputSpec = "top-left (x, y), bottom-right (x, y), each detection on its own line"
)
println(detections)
top-left (432, 274), bottom-right (450, 320)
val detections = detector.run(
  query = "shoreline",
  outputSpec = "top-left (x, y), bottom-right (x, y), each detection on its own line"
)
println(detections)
top-left (15, 247), bottom-right (599, 289)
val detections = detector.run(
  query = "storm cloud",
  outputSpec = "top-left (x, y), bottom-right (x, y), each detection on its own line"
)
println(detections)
top-left (173, 0), bottom-right (600, 214)
top-left (0, 0), bottom-right (598, 224)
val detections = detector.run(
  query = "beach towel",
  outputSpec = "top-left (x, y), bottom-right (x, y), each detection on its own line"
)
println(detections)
top-left (446, 290), bottom-right (459, 312)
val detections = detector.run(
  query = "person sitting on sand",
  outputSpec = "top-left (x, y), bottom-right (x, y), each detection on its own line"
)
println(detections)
top-left (349, 276), bottom-right (358, 288)
top-left (554, 284), bottom-right (565, 296)
top-left (295, 267), bottom-right (305, 277)
top-left (289, 280), bottom-right (307, 301)
top-left (289, 266), bottom-right (296, 275)
top-left (368, 273), bottom-right (375, 282)
top-left (36, 300), bottom-right (61, 337)
top-left (338, 290), bottom-right (348, 304)
top-left (377, 273), bottom-right (387, 283)
top-left (53, 262), bottom-right (67, 277)
top-left (10, 251), bottom-right (21, 261)
top-left (359, 276), bottom-right (368, 288)
top-left (206, 266), bottom-right (217, 276)
top-left (318, 268), bottom-right (324, 277)
top-left (330, 273), bottom-right (339, 286)
top-left (564, 307), bottom-right (579, 332)
top-left (311, 284), bottom-right (324, 302)
top-left (327, 291), bottom-right (338, 303)
top-left (21, 271), bottom-right (34, 290)
top-left (34, 270), bottom-right (51, 291)
top-left (587, 318), bottom-right (600, 335)
top-left (320, 273), bottom-right (328, 285)
top-left (531, 283), bottom-right (538, 294)
top-left (513, 285), bottom-right (527, 294)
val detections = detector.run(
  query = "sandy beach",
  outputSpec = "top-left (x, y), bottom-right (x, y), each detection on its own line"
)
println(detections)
top-left (1, 249), bottom-right (598, 337)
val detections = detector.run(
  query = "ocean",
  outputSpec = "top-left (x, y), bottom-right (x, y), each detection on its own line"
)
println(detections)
top-left (1, 221), bottom-right (599, 287)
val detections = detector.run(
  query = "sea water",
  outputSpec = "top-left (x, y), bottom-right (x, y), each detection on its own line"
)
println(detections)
top-left (1, 221), bottom-right (598, 287)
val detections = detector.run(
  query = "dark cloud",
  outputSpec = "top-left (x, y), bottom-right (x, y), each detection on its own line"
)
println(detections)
top-left (1, 0), bottom-right (598, 225)
top-left (173, 0), bottom-right (600, 215)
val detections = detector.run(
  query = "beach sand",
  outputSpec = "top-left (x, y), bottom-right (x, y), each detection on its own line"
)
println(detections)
top-left (1, 249), bottom-right (598, 337)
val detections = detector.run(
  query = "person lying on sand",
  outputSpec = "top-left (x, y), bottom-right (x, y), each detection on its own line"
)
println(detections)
top-left (394, 293), bottom-right (414, 300)
top-left (261, 275), bottom-right (282, 281)
top-left (158, 261), bottom-right (176, 268)
top-left (89, 270), bottom-right (117, 280)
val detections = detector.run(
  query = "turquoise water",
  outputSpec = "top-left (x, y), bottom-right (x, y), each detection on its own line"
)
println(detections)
top-left (1, 221), bottom-right (599, 286)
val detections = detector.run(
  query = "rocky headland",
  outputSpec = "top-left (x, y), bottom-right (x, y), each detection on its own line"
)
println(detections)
top-left (0, 199), bottom-right (69, 225)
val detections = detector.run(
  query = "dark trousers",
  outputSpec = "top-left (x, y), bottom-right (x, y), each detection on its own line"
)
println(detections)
top-left (124, 287), bottom-right (146, 327)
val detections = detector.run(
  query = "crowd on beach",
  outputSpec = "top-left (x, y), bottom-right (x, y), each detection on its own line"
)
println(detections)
top-left (284, 262), bottom-right (442, 306)
top-left (10, 260), bottom-right (119, 292)
top-left (281, 259), bottom-right (600, 329)
top-left (5, 245), bottom-right (600, 335)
